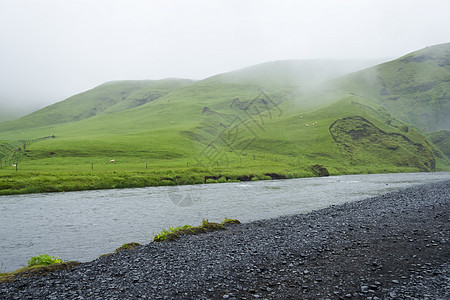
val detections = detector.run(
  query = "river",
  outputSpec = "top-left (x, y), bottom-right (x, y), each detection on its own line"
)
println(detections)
top-left (1, 172), bottom-right (449, 273)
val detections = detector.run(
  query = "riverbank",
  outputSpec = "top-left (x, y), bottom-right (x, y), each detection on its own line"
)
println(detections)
top-left (0, 165), bottom-right (437, 196)
top-left (0, 169), bottom-right (294, 195)
top-left (1, 180), bottom-right (449, 299)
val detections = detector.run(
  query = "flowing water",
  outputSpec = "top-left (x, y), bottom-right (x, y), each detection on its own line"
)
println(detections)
top-left (1, 172), bottom-right (449, 273)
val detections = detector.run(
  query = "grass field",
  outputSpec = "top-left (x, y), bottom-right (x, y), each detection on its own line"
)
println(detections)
top-left (1, 44), bottom-right (449, 195)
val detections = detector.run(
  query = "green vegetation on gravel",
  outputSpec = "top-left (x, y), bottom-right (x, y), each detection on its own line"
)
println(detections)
top-left (154, 218), bottom-right (241, 242)
top-left (115, 242), bottom-right (142, 252)
top-left (0, 261), bottom-right (80, 284)
top-left (27, 255), bottom-right (62, 267)
top-left (99, 242), bottom-right (143, 258)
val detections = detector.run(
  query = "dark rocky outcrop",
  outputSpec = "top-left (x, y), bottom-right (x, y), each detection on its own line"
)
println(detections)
top-left (236, 174), bottom-right (254, 181)
top-left (329, 116), bottom-right (435, 171)
top-left (311, 164), bottom-right (329, 177)
top-left (204, 175), bottom-right (223, 183)
top-left (201, 107), bottom-right (216, 115)
top-left (264, 173), bottom-right (287, 180)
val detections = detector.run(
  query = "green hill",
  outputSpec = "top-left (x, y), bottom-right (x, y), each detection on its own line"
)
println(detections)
top-left (338, 43), bottom-right (450, 132)
top-left (0, 46), bottom-right (448, 195)
top-left (0, 79), bottom-right (194, 131)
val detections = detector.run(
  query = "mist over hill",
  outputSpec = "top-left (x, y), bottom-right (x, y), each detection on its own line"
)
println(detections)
top-left (338, 43), bottom-right (450, 132)
top-left (0, 58), bottom-right (385, 126)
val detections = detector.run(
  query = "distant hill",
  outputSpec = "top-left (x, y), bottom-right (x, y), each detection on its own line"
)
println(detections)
top-left (0, 79), bottom-right (194, 131)
top-left (0, 104), bottom-right (35, 124)
top-left (204, 58), bottom-right (385, 86)
top-left (0, 108), bottom-right (20, 124)
top-left (0, 59), bottom-right (384, 131)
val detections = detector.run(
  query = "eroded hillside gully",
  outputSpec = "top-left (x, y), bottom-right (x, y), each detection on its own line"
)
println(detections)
top-left (0, 173), bottom-right (449, 299)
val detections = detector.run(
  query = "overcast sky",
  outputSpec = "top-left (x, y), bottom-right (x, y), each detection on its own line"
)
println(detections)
top-left (1, 0), bottom-right (449, 117)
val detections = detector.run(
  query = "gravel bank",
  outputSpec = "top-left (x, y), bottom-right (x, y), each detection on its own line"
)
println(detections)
top-left (1, 181), bottom-right (449, 299)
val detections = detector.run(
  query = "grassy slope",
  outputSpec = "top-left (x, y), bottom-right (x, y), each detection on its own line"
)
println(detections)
top-left (0, 79), bottom-right (194, 132)
top-left (0, 52), bottom-right (448, 194)
top-left (338, 42), bottom-right (450, 132)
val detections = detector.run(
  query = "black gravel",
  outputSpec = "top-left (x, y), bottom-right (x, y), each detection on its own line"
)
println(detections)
top-left (1, 180), bottom-right (449, 299)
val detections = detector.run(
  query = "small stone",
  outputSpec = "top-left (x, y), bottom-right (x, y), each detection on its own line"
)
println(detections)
top-left (391, 280), bottom-right (399, 284)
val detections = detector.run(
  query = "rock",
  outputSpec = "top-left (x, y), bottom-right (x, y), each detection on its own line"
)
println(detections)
top-left (311, 164), bottom-right (329, 176)
top-left (263, 173), bottom-right (287, 180)
top-left (201, 107), bottom-right (217, 115)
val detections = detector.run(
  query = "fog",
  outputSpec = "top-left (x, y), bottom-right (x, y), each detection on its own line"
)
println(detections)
top-left (1, 0), bottom-right (449, 121)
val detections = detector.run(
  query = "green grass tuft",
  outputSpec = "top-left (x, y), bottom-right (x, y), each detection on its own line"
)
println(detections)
top-left (27, 254), bottom-right (63, 267)
top-left (115, 242), bottom-right (142, 253)
top-left (153, 218), bottom-right (240, 242)
top-left (0, 261), bottom-right (80, 283)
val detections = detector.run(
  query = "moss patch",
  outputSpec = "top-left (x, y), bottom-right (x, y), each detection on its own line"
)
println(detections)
top-left (115, 242), bottom-right (142, 253)
top-left (0, 261), bottom-right (81, 283)
top-left (154, 218), bottom-right (241, 242)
